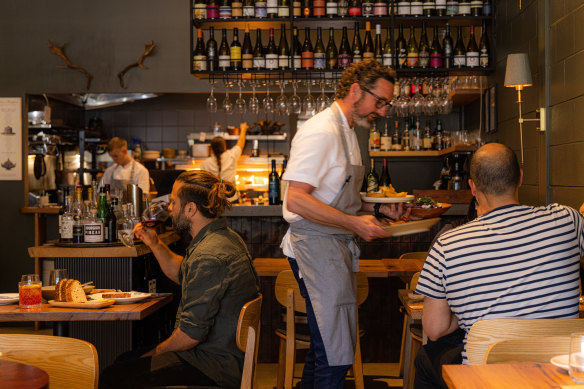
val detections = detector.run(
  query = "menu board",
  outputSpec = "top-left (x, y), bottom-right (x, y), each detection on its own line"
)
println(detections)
top-left (0, 98), bottom-right (22, 181)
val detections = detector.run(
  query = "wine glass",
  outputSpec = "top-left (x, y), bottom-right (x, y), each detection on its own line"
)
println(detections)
top-left (263, 81), bottom-right (275, 113)
top-left (276, 81), bottom-right (288, 115)
top-left (235, 81), bottom-right (247, 114)
top-left (222, 85), bottom-right (233, 115)
top-left (249, 82), bottom-right (259, 114)
top-left (119, 201), bottom-right (170, 248)
top-left (316, 80), bottom-right (330, 113)
top-left (288, 80), bottom-right (302, 114)
top-left (206, 84), bottom-right (218, 112)
top-left (303, 81), bottom-right (316, 116)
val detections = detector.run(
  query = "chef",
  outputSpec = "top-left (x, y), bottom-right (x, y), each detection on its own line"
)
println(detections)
top-left (100, 137), bottom-right (150, 195)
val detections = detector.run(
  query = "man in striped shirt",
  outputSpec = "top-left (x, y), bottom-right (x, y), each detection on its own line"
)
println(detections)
top-left (413, 143), bottom-right (584, 389)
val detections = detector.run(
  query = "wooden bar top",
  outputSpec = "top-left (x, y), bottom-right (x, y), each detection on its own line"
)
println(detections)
top-left (0, 294), bottom-right (172, 322)
top-left (27, 231), bottom-right (180, 258)
top-left (20, 207), bottom-right (61, 215)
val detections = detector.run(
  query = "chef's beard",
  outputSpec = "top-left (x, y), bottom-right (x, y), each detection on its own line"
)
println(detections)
top-left (352, 97), bottom-right (379, 129)
top-left (172, 209), bottom-right (191, 238)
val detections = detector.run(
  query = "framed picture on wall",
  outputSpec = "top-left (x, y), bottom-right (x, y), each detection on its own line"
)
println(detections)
top-left (0, 97), bottom-right (22, 180)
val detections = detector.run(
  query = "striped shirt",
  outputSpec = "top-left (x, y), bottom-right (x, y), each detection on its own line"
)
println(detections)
top-left (415, 203), bottom-right (584, 363)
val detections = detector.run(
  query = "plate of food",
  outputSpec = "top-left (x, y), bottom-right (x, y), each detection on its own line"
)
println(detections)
top-left (409, 197), bottom-right (452, 218)
top-left (361, 185), bottom-right (415, 203)
top-left (550, 354), bottom-right (569, 371)
top-left (0, 293), bottom-right (19, 305)
top-left (42, 283), bottom-right (95, 301)
top-left (380, 218), bottom-right (440, 237)
top-left (89, 291), bottom-right (151, 304)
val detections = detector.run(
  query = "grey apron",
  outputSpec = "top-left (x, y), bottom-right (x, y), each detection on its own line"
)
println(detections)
top-left (110, 160), bottom-right (136, 192)
top-left (289, 103), bottom-right (365, 366)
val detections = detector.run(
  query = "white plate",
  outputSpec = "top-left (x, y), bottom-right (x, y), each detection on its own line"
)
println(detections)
top-left (0, 293), bottom-right (19, 305)
top-left (551, 354), bottom-right (569, 371)
top-left (381, 218), bottom-right (440, 237)
top-left (360, 193), bottom-right (415, 203)
top-left (89, 291), bottom-right (151, 304)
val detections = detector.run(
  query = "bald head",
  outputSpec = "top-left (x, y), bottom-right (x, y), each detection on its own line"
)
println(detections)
top-left (469, 143), bottom-right (521, 196)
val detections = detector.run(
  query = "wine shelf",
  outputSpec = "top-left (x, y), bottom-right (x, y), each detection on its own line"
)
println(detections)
top-left (369, 144), bottom-right (476, 157)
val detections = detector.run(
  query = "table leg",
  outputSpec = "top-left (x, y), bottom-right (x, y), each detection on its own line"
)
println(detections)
top-left (402, 315), bottom-right (413, 389)
top-left (53, 322), bottom-right (69, 337)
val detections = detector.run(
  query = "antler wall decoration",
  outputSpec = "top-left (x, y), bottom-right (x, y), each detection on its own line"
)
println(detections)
top-left (117, 41), bottom-right (156, 89)
top-left (47, 40), bottom-right (93, 90)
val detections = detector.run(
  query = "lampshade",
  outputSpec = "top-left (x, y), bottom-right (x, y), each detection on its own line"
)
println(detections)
top-left (504, 53), bottom-right (533, 88)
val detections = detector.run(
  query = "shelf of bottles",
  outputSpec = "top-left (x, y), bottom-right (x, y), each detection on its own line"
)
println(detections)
top-left (190, 0), bottom-right (495, 79)
top-left (369, 143), bottom-right (475, 157)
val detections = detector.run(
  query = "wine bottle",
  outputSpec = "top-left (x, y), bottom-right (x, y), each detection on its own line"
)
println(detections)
top-left (366, 158), bottom-right (379, 193)
top-left (292, 27), bottom-right (302, 70)
top-left (268, 159), bottom-right (281, 205)
top-left (194, 0), bottom-right (207, 19)
top-left (302, 0), bottom-right (311, 16)
top-left (327, 0), bottom-right (338, 16)
top-left (443, 23), bottom-right (453, 69)
top-left (406, 26), bottom-right (418, 68)
top-left (106, 204), bottom-right (117, 243)
top-left (255, 0), bottom-right (267, 17)
top-left (338, 27), bottom-right (352, 68)
top-left (60, 191), bottom-right (73, 243)
top-left (479, 20), bottom-right (489, 68)
top-left (429, 25), bottom-right (443, 68)
top-left (243, 0), bottom-right (255, 16)
top-left (293, 0), bottom-right (301, 16)
top-left (219, 0), bottom-right (232, 18)
top-left (374, 24), bottom-right (383, 63)
top-left (435, 119), bottom-right (444, 150)
top-left (338, 0), bottom-right (349, 16)
top-left (278, 0), bottom-right (290, 16)
top-left (418, 23), bottom-right (429, 68)
top-left (482, 0), bottom-right (491, 15)
top-left (412, 117), bottom-right (422, 151)
top-left (230, 27), bottom-right (242, 70)
top-left (242, 24), bottom-right (253, 70)
top-left (265, 28), bottom-right (278, 69)
top-left (410, 0), bottom-right (423, 16)
top-left (352, 22), bottom-right (363, 63)
top-left (232, 0), bottom-right (244, 17)
top-left (436, 0), bottom-right (446, 15)
top-left (397, 0), bottom-right (410, 15)
top-left (396, 25), bottom-right (407, 68)
top-left (374, 0), bottom-right (387, 16)
top-left (466, 25), bottom-right (479, 68)
top-left (383, 25), bottom-right (393, 67)
top-left (314, 27), bottom-right (326, 69)
top-left (279, 159), bottom-right (288, 204)
top-left (402, 120), bottom-right (411, 151)
top-left (301, 27), bottom-right (314, 69)
top-left (423, 120), bottom-right (433, 150)
top-left (391, 121), bottom-right (402, 150)
top-left (369, 123), bottom-right (380, 151)
top-left (380, 120), bottom-right (391, 151)
top-left (193, 28), bottom-right (208, 71)
top-left (326, 27), bottom-right (338, 69)
top-left (314, 0), bottom-right (325, 16)
top-left (458, 0), bottom-right (470, 15)
top-left (362, 0), bottom-right (374, 17)
top-left (207, 0), bottom-right (220, 18)
top-left (349, 0), bottom-right (362, 16)
top-left (218, 28), bottom-right (231, 70)
top-left (470, 0), bottom-right (481, 15)
top-left (379, 158), bottom-right (391, 187)
top-left (423, 0), bottom-right (435, 16)
top-left (267, 0), bottom-right (278, 17)
top-left (453, 25), bottom-right (465, 68)
top-left (446, 0), bottom-right (458, 16)
top-left (363, 22), bottom-right (374, 60)
top-left (207, 26), bottom-right (218, 71)
top-left (278, 24), bottom-right (290, 69)
top-left (253, 29), bottom-right (265, 69)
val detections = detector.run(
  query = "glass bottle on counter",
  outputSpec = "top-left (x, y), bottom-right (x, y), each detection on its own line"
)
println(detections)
top-left (83, 207), bottom-right (104, 243)
top-left (73, 214), bottom-right (84, 244)
top-left (194, 28), bottom-right (207, 71)
top-left (105, 204), bottom-right (117, 243)
top-left (230, 27), bottom-right (242, 70)
top-left (366, 158), bottom-right (379, 193)
top-left (97, 187), bottom-right (109, 223)
top-left (117, 204), bottom-right (133, 243)
top-left (59, 190), bottom-right (73, 243)
top-left (379, 158), bottom-right (391, 187)
top-left (268, 159), bottom-right (281, 205)
top-left (242, 24), bottom-right (253, 70)
top-left (218, 29), bottom-right (231, 70)
top-left (206, 27), bottom-right (218, 71)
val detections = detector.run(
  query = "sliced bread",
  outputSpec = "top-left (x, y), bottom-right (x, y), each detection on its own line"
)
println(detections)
top-left (55, 278), bottom-right (68, 302)
top-left (65, 280), bottom-right (87, 303)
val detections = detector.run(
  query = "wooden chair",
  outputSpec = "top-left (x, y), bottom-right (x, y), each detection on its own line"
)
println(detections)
top-left (399, 271), bottom-right (422, 389)
top-left (274, 270), bottom-right (368, 389)
top-left (399, 252), bottom-right (427, 260)
top-left (0, 334), bottom-right (98, 389)
top-left (485, 336), bottom-right (571, 364)
top-left (466, 318), bottom-right (584, 365)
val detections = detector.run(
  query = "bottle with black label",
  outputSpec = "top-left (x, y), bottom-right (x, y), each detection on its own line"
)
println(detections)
top-left (466, 25), bottom-right (479, 68)
top-left (379, 158), bottom-right (391, 187)
top-left (278, 24), bottom-right (290, 69)
top-left (193, 28), bottom-right (208, 71)
top-left (479, 20), bottom-right (490, 68)
top-left (206, 26), bottom-right (218, 71)
top-left (453, 25), bottom-right (465, 68)
top-left (314, 27), bottom-right (326, 69)
top-left (269, 159), bottom-right (281, 205)
top-left (253, 29), bottom-right (265, 69)
top-left (106, 204), bottom-right (117, 243)
top-left (242, 24), bottom-right (253, 70)
top-left (338, 27), bottom-right (352, 68)
top-left (352, 22), bottom-right (363, 63)
top-left (366, 158), bottom-right (379, 193)
top-left (326, 27), bottom-right (338, 69)
top-left (218, 29), bottom-right (231, 70)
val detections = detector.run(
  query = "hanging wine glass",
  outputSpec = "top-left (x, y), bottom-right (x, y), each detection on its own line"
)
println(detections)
top-left (249, 81), bottom-right (259, 114)
top-left (263, 81), bottom-right (275, 113)
top-left (288, 80), bottom-right (302, 114)
top-left (276, 80), bottom-right (288, 115)
top-left (235, 80), bottom-right (247, 114)
top-left (206, 83), bottom-right (218, 113)
top-left (316, 80), bottom-right (330, 113)
top-left (222, 83), bottom-right (233, 115)
top-left (303, 80), bottom-right (316, 116)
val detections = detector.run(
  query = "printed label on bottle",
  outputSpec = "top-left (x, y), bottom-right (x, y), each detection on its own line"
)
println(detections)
top-left (397, 3), bottom-right (410, 15)
top-left (267, 0), bottom-right (278, 13)
top-left (423, 1), bottom-right (435, 10)
top-left (419, 50), bottom-right (429, 67)
top-left (446, 1), bottom-right (458, 15)
top-left (243, 5), bottom-right (255, 16)
top-left (301, 52), bottom-right (314, 68)
top-left (458, 3), bottom-right (470, 14)
top-left (219, 54), bottom-right (231, 69)
top-left (194, 4), bottom-right (207, 19)
top-left (363, 52), bottom-right (374, 60)
top-left (194, 55), bottom-right (208, 71)
top-left (410, 1), bottom-right (423, 14)
top-left (362, 2), bottom-right (374, 16)
top-left (366, 178), bottom-right (378, 192)
top-left (253, 56), bottom-right (266, 69)
top-left (380, 136), bottom-right (391, 151)
top-left (406, 53), bottom-right (418, 67)
top-left (269, 181), bottom-right (279, 202)
top-left (436, 0), bottom-right (446, 9)
top-left (232, 1), bottom-right (243, 16)
top-left (314, 52), bottom-right (326, 69)
top-left (453, 54), bottom-right (465, 67)
top-left (470, 0), bottom-right (482, 10)
top-left (374, 3), bottom-right (387, 15)
top-left (326, 2), bottom-right (338, 15)
top-left (338, 0), bottom-right (348, 15)
top-left (84, 223), bottom-right (103, 243)
top-left (293, 54), bottom-right (302, 69)
top-left (243, 54), bottom-right (253, 69)
top-left (480, 50), bottom-right (488, 67)
top-left (266, 53), bottom-right (278, 69)
top-left (466, 51), bottom-right (479, 67)
top-left (62, 219), bottom-right (73, 239)
top-left (430, 53), bottom-right (443, 68)
top-left (327, 57), bottom-right (338, 68)
top-left (207, 4), bottom-right (219, 18)
top-left (353, 53), bottom-right (362, 63)
top-left (313, 0), bottom-right (325, 15)
top-left (398, 49), bottom-right (406, 66)
top-left (279, 55), bottom-right (289, 68)
top-left (278, 5), bottom-right (290, 16)
top-left (349, 5), bottom-right (362, 15)
top-left (255, 2), bottom-right (268, 17)
top-left (383, 53), bottom-right (393, 66)
top-left (293, 1), bottom-right (302, 15)
top-left (219, 6), bottom-right (232, 18)
top-left (231, 46), bottom-right (242, 60)
top-left (338, 53), bottom-right (351, 67)
top-left (73, 225), bottom-right (84, 241)
top-left (483, 1), bottom-right (491, 15)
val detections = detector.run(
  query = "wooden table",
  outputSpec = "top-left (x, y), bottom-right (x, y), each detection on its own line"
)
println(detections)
top-left (0, 294), bottom-right (173, 336)
top-left (443, 363), bottom-right (576, 388)
top-left (0, 359), bottom-right (49, 389)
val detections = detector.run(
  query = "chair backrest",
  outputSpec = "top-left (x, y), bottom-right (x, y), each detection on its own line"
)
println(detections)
top-left (485, 336), bottom-right (571, 364)
top-left (410, 271), bottom-right (421, 291)
top-left (236, 294), bottom-right (263, 389)
top-left (399, 252), bottom-right (427, 260)
top-left (0, 334), bottom-right (98, 389)
top-left (466, 318), bottom-right (584, 364)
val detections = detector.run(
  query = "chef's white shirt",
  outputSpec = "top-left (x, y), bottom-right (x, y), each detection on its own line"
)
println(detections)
top-left (280, 102), bottom-right (362, 258)
top-left (100, 159), bottom-right (150, 195)
top-left (200, 145), bottom-right (242, 185)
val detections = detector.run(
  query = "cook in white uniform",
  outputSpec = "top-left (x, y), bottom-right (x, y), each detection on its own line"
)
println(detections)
top-left (100, 137), bottom-right (150, 195)
top-left (281, 59), bottom-right (409, 388)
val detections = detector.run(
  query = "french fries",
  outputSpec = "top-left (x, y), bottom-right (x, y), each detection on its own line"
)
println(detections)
top-left (367, 184), bottom-right (408, 198)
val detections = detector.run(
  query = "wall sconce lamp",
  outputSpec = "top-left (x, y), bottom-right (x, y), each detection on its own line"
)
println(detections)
top-left (504, 53), bottom-right (546, 166)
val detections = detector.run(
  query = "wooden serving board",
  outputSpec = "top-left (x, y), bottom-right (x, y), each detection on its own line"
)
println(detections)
top-left (48, 300), bottom-right (115, 309)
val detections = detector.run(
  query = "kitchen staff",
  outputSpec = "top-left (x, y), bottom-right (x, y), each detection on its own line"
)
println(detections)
top-left (281, 59), bottom-right (409, 388)
top-left (100, 137), bottom-right (150, 195)
top-left (201, 122), bottom-right (248, 199)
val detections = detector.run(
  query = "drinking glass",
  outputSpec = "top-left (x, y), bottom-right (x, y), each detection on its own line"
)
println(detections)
top-left (235, 82), bottom-right (247, 114)
top-left (249, 83), bottom-right (259, 114)
top-left (303, 81), bottom-right (316, 116)
top-left (119, 202), bottom-right (170, 248)
top-left (288, 81), bottom-right (302, 114)
top-left (206, 85), bottom-right (218, 112)
top-left (49, 269), bottom-right (68, 286)
top-left (222, 87), bottom-right (233, 115)
top-left (263, 82), bottom-right (275, 113)
top-left (19, 274), bottom-right (42, 308)
top-left (276, 82), bottom-right (288, 115)
top-left (570, 333), bottom-right (584, 384)
top-left (316, 81), bottom-right (330, 113)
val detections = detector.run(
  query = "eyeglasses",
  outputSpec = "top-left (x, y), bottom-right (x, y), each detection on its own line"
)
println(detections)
top-left (361, 86), bottom-right (391, 109)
